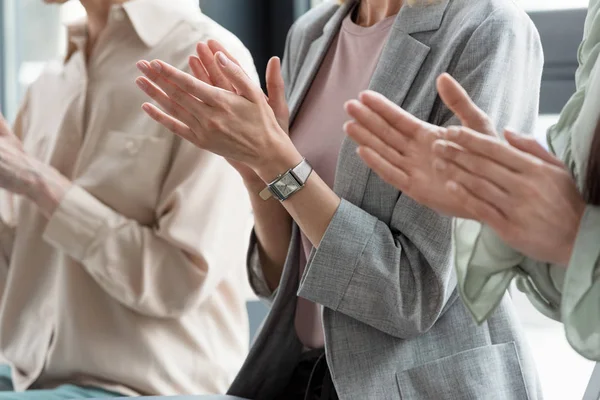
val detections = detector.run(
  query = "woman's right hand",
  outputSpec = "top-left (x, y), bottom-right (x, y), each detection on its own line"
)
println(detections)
top-left (191, 40), bottom-right (290, 188)
top-left (344, 73), bottom-right (496, 219)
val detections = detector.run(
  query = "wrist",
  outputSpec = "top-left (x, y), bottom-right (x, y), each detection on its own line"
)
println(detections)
top-left (28, 161), bottom-right (71, 218)
top-left (252, 139), bottom-right (303, 184)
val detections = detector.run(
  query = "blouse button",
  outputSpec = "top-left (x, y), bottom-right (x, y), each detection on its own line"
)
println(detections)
top-left (125, 140), bottom-right (138, 155)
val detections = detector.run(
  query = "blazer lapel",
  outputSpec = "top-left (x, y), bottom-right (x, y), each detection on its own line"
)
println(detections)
top-left (334, 0), bottom-right (450, 205)
top-left (288, 0), bottom-right (358, 122)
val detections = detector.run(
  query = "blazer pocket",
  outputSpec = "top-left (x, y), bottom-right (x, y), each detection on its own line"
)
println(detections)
top-left (396, 342), bottom-right (529, 400)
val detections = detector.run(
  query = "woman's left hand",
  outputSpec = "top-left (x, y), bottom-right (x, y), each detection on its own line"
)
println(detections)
top-left (433, 127), bottom-right (586, 267)
top-left (135, 52), bottom-right (301, 183)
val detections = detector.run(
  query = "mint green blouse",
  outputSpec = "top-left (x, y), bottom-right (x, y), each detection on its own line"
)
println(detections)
top-left (455, 0), bottom-right (600, 361)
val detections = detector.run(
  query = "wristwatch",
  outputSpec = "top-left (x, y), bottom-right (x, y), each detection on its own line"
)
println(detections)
top-left (259, 158), bottom-right (313, 201)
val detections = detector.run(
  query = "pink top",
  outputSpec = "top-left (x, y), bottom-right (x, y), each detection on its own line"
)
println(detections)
top-left (291, 12), bottom-right (396, 349)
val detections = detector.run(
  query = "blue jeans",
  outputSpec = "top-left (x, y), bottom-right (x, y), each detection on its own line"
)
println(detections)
top-left (0, 365), bottom-right (121, 399)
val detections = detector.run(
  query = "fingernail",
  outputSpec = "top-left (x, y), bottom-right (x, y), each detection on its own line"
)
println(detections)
top-left (433, 140), bottom-right (448, 154)
top-left (135, 78), bottom-right (147, 90)
top-left (433, 159), bottom-right (447, 171)
top-left (504, 127), bottom-right (518, 138)
top-left (142, 103), bottom-right (152, 113)
top-left (136, 61), bottom-right (149, 74)
top-left (217, 52), bottom-right (229, 67)
top-left (150, 61), bottom-right (162, 73)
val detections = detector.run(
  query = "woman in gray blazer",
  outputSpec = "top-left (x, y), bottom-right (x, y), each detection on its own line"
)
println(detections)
top-left (135, 0), bottom-right (544, 398)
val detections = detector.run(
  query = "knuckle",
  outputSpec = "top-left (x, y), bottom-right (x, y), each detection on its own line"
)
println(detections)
top-left (476, 111), bottom-right (492, 128)
top-left (382, 121), bottom-right (394, 139)
top-left (469, 178), bottom-right (486, 193)
top-left (182, 80), bottom-right (195, 94)
top-left (171, 89), bottom-right (185, 103)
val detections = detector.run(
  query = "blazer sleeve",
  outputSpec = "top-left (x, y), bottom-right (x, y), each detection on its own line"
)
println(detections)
top-left (297, 8), bottom-right (544, 339)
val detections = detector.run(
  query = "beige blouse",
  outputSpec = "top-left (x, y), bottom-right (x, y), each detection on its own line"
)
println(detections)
top-left (0, 0), bottom-right (258, 396)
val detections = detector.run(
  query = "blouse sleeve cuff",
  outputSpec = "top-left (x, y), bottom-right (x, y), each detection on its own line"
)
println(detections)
top-left (454, 218), bottom-right (523, 324)
top-left (562, 205), bottom-right (600, 361)
top-left (246, 229), bottom-right (277, 302)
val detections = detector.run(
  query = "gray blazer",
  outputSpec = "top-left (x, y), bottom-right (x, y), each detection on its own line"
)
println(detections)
top-left (230, 0), bottom-right (544, 399)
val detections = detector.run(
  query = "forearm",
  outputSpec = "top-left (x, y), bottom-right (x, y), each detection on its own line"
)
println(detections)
top-left (42, 185), bottom-right (210, 317)
top-left (249, 146), bottom-right (341, 291)
top-left (255, 150), bottom-right (341, 250)
top-left (246, 179), bottom-right (293, 291)
top-left (27, 159), bottom-right (71, 218)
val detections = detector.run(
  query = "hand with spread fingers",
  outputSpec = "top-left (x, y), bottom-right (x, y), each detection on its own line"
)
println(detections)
top-left (344, 73), bottom-right (496, 219)
top-left (0, 113), bottom-right (70, 216)
top-left (432, 126), bottom-right (585, 266)
top-left (135, 47), bottom-right (300, 185)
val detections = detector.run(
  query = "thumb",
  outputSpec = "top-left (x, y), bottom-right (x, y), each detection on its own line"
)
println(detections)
top-left (504, 129), bottom-right (565, 168)
top-left (215, 52), bottom-right (261, 102)
top-left (437, 73), bottom-right (495, 136)
top-left (266, 57), bottom-right (290, 133)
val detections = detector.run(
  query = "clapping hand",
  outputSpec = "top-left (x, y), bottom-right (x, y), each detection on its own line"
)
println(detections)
top-left (344, 73), bottom-right (496, 218)
top-left (135, 40), bottom-right (300, 186)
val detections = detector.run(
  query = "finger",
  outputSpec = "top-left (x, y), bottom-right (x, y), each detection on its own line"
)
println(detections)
top-left (215, 52), bottom-right (262, 102)
top-left (436, 73), bottom-right (495, 136)
top-left (139, 59), bottom-right (221, 107)
top-left (345, 100), bottom-right (410, 152)
top-left (136, 69), bottom-right (211, 122)
top-left (357, 146), bottom-right (410, 191)
top-left (432, 157), bottom-right (510, 215)
top-left (445, 181), bottom-right (507, 227)
top-left (345, 121), bottom-right (407, 165)
top-left (197, 42), bottom-right (235, 91)
top-left (135, 76), bottom-right (203, 130)
top-left (432, 138), bottom-right (519, 192)
top-left (440, 126), bottom-right (542, 173)
top-left (141, 103), bottom-right (195, 143)
top-left (189, 56), bottom-right (213, 85)
top-left (266, 57), bottom-right (289, 129)
top-left (358, 91), bottom-right (427, 138)
top-left (207, 39), bottom-right (243, 68)
top-left (504, 129), bottom-right (565, 168)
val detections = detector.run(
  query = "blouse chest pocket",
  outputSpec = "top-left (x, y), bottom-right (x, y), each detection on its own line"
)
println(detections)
top-left (75, 130), bottom-right (172, 219)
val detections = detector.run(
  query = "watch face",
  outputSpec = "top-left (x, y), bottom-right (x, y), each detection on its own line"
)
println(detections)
top-left (272, 174), bottom-right (301, 199)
